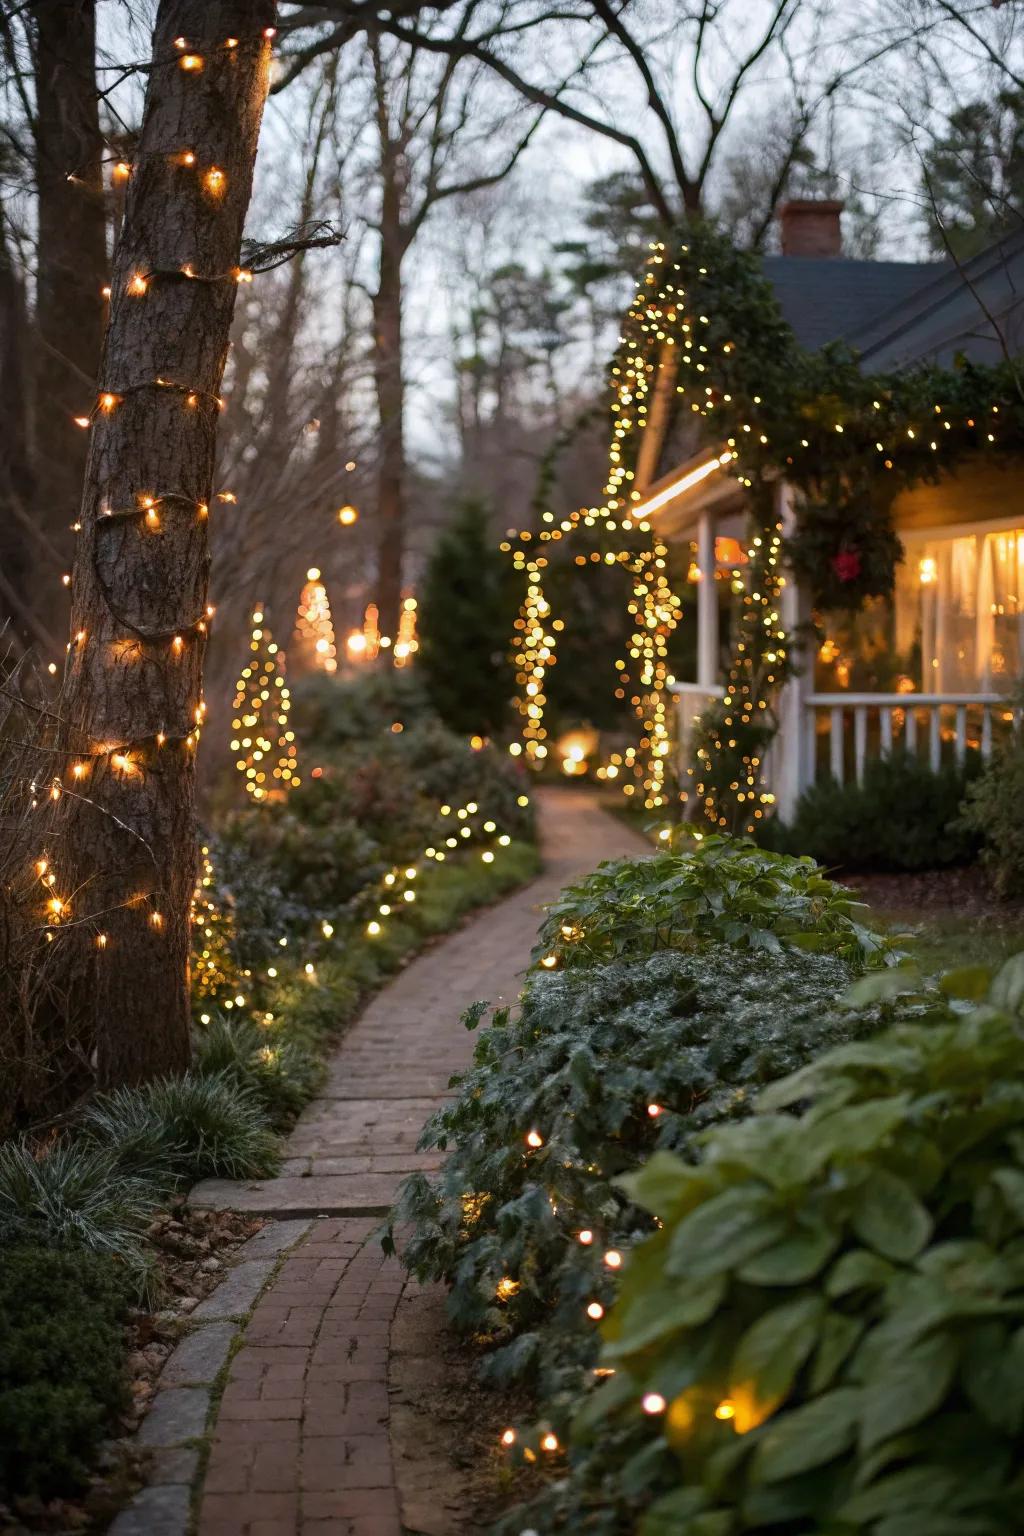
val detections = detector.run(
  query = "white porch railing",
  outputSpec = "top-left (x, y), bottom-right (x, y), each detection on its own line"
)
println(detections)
top-left (801, 692), bottom-right (1018, 792)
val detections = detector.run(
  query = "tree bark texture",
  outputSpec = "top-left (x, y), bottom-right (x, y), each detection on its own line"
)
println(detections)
top-left (62, 0), bottom-right (275, 1086)
top-left (0, 213), bottom-right (40, 647)
top-left (373, 141), bottom-right (406, 644)
top-left (31, 0), bottom-right (107, 595)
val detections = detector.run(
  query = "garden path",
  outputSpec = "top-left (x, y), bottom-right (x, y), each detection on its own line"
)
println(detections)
top-left (190, 786), bottom-right (649, 1536)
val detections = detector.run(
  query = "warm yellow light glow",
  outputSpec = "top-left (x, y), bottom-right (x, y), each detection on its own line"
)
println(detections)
top-left (337, 504), bottom-right (358, 525)
top-left (629, 452), bottom-right (731, 522)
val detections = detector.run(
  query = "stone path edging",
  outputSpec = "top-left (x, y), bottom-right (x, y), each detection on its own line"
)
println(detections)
top-left (110, 1221), bottom-right (313, 1536)
top-left (145, 789), bottom-right (648, 1536)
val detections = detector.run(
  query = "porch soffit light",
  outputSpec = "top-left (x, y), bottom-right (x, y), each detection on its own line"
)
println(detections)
top-left (629, 451), bottom-right (733, 521)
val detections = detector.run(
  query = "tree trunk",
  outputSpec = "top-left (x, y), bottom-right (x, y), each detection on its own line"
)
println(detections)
top-left (372, 153), bottom-right (406, 644)
top-left (31, 0), bottom-right (107, 600)
top-left (61, 0), bottom-right (275, 1087)
top-left (0, 212), bottom-right (43, 648)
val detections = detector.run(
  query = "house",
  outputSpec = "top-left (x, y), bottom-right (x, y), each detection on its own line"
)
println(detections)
top-left (631, 200), bottom-right (1024, 820)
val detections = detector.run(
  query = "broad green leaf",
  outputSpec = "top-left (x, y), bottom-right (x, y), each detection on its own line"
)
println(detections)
top-left (809, 1098), bottom-right (909, 1165)
top-left (617, 1151), bottom-right (701, 1222)
top-left (605, 1274), bottom-right (727, 1357)
top-left (738, 1224), bottom-right (839, 1285)
top-left (939, 966), bottom-right (991, 1001)
top-left (860, 1330), bottom-right (958, 1450)
top-left (730, 1296), bottom-right (824, 1409)
top-left (961, 1321), bottom-right (1024, 1433)
top-left (851, 1170), bottom-right (932, 1262)
top-left (990, 953), bottom-right (1024, 1015)
top-left (751, 1387), bottom-right (861, 1483)
top-left (809, 1311), bottom-right (865, 1393)
top-left (666, 1186), bottom-right (787, 1280)
top-left (639, 1490), bottom-right (722, 1536)
top-left (841, 967), bottom-right (922, 1009)
top-left (839, 1465), bottom-right (964, 1523)
top-left (991, 1167), bottom-right (1024, 1227)
top-left (570, 1368), bottom-right (637, 1438)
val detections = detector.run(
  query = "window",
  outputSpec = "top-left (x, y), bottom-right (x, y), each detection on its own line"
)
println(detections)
top-left (897, 526), bottom-right (1024, 690)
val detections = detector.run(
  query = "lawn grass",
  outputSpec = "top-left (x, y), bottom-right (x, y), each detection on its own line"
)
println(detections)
top-left (862, 903), bottom-right (1024, 977)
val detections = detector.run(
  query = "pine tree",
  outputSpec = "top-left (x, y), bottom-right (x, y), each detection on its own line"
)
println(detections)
top-left (230, 607), bottom-right (300, 802)
top-left (417, 499), bottom-right (516, 737)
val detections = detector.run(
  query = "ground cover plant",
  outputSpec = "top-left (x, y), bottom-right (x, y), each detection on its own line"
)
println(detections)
top-left (387, 839), bottom-right (901, 1477)
top-left (524, 958), bottom-right (1024, 1535)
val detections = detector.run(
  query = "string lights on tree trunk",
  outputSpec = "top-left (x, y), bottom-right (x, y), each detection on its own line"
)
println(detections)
top-left (53, 0), bottom-right (277, 1086)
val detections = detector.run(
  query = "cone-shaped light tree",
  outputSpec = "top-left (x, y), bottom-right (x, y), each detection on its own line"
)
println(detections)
top-left (60, 0), bottom-right (275, 1085)
top-left (231, 607), bottom-right (300, 802)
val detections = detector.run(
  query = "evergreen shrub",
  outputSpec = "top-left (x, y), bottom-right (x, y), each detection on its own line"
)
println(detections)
top-left (0, 1245), bottom-right (131, 1499)
top-left (761, 751), bottom-right (982, 872)
top-left (959, 726), bottom-right (1024, 896)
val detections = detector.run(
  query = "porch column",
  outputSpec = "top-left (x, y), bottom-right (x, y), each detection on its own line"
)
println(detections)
top-left (774, 480), bottom-right (810, 823)
top-left (696, 507), bottom-right (717, 689)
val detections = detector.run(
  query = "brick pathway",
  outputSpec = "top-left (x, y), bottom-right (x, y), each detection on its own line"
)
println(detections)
top-left (193, 787), bottom-right (649, 1536)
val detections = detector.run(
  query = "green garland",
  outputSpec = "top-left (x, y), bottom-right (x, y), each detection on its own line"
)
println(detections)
top-left (609, 224), bottom-right (1024, 832)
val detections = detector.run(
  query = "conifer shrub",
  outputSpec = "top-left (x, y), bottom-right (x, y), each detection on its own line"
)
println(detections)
top-left (0, 1245), bottom-right (132, 1499)
top-left (417, 498), bottom-right (519, 737)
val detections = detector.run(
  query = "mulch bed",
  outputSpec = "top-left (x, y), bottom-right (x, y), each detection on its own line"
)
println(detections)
top-left (1, 1203), bottom-right (263, 1536)
top-left (846, 864), bottom-right (1024, 922)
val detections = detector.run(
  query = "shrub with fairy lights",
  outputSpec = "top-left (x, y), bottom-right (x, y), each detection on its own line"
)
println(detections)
top-left (521, 959), bottom-right (1024, 1536)
top-left (386, 842), bottom-right (895, 1472)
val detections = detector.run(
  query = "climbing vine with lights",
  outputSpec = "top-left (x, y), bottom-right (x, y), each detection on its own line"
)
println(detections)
top-left (507, 223), bottom-right (1024, 832)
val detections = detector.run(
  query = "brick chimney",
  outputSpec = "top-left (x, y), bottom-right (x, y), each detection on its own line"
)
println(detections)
top-left (778, 198), bottom-right (844, 258)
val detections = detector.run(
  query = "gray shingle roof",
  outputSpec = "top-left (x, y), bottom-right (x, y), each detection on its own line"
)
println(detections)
top-left (760, 254), bottom-right (943, 352)
top-left (760, 227), bottom-right (1024, 371)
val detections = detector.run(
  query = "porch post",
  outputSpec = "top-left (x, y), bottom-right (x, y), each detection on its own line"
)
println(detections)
top-left (696, 507), bottom-right (717, 689)
top-left (774, 480), bottom-right (810, 823)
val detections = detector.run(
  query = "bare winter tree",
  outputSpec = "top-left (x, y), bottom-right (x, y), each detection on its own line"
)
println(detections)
top-left (281, 0), bottom-right (889, 228)
top-left (294, 17), bottom-right (548, 641)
